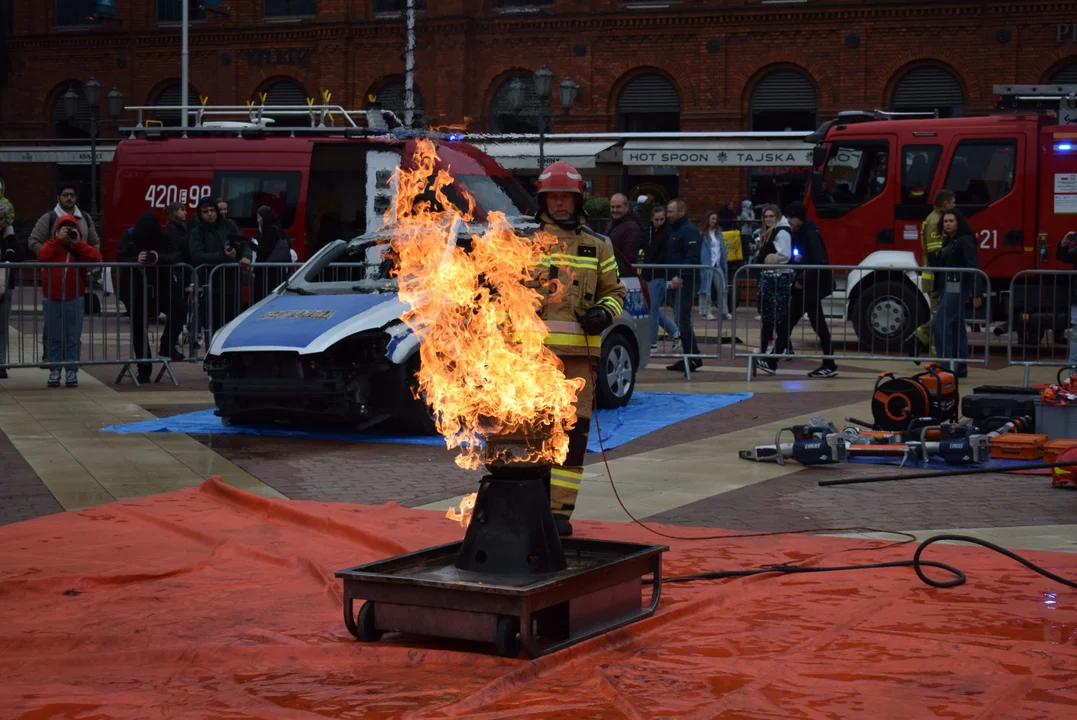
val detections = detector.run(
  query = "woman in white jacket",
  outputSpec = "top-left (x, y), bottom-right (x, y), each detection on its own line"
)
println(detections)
top-left (699, 211), bottom-right (730, 320)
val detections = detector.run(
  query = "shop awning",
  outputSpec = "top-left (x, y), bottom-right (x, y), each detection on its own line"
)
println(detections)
top-left (622, 138), bottom-right (812, 167)
top-left (0, 146), bottom-right (118, 164)
top-left (475, 141), bottom-right (620, 171)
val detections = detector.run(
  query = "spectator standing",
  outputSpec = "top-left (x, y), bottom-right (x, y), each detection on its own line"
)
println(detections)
top-left (761, 201), bottom-right (838, 377)
top-left (28, 185), bottom-right (101, 362)
top-left (933, 209), bottom-right (982, 378)
top-left (666, 198), bottom-right (703, 375)
top-left (188, 198), bottom-right (251, 335)
top-left (914, 190), bottom-right (956, 353)
top-left (606, 193), bottom-right (642, 269)
top-left (1056, 232), bottom-right (1077, 367)
top-left (699, 211), bottom-right (730, 321)
top-left (639, 206), bottom-right (680, 350)
top-left (216, 198), bottom-right (242, 238)
top-left (0, 205), bottom-right (23, 378)
top-left (738, 199), bottom-right (755, 236)
top-left (38, 215), bottom-right (102, 387)
top-left (163, 202), bottom-right (189, 261)
top-left (251, 206), bottom-right (292, 303)
top-left (718, 200), bottom-right (737, 231)
top-left (117, 211), bottom-right (188, 383)
top-left (0, 178), bottom-right (15, 223)
top-left (753, 204), bottom-right (793, 363)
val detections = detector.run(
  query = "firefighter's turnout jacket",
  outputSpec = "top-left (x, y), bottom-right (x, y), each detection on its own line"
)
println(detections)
top-left (921, 208), bottom-right (944, 292)
top-left (532, 214), bottom-right (627, 356)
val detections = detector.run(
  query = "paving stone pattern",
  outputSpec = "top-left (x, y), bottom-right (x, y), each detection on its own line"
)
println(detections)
top-left (0, 429), bottom-right (62, 526)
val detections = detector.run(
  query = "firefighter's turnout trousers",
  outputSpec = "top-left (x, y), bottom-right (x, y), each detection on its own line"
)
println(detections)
top-left (550, 355), bottom-right (595, 520)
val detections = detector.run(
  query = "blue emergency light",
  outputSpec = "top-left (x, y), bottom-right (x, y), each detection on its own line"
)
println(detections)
top-left (793, 247), bottom-right (800, 257)
top-left (1058, 143), bottom-right (1073, 151)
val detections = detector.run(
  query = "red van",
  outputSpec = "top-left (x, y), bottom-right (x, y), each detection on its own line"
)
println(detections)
top-left (102, 131), bottom-right (537, 262)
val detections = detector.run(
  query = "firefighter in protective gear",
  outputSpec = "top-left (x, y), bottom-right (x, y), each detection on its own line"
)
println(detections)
top-left (914, 190), bottom-right (956, 352)
top-left (531, 161), bottom-right (627, 537)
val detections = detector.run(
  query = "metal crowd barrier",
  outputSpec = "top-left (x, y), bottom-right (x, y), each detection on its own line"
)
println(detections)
top-left (1006, 270), bottom-right (1077, 386)
top-left (634, 263), bottom-right (729, 378)
top-left (0, 262), bottom-right (198, 387)
top-left (731, 263), bottom-right (992, 381)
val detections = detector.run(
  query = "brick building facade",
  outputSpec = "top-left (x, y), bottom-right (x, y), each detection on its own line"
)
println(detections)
top-left (4, 0), bottom-right (1077, 221)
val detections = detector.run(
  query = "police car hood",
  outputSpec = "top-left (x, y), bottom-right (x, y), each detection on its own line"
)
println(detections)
top-left (208, 292), bottom-right (409, 355)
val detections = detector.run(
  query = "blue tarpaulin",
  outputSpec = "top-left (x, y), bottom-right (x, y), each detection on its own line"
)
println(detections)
top-left (102, 392), bottom-right (752, 453)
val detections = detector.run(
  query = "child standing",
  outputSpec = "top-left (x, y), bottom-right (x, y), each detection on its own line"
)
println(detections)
top-left (38, 215), bottom-right (101, 387)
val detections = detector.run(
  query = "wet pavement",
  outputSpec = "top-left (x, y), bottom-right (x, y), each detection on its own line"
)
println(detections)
top-left (2, 338), bottom-right (1076, 554)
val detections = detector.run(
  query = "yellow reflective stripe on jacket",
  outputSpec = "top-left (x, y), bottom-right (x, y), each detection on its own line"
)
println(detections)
top-left (541, 253), bottom-right (600, 270)
top-left (599, 256), bottom-right (618, 273)
top-left (597, 296), bottom-right (623, 316)
top-left (922, 272), bottom-right (935, 280)
top-left (551, 468), bottom-right (583, 489)
top-left (545, 332), bottom-right (603, 347)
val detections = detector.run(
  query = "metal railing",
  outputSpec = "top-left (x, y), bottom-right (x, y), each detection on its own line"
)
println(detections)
top-left (731, 263), bottom-right (992, 381)
top-left (1006, 270), bottom-right (1077, 386)
top-left (0, 262), bottom-right (196, 386)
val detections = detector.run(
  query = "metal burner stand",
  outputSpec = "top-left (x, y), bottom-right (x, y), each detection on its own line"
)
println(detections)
top-left (336, 453), bottom-right (667, 657)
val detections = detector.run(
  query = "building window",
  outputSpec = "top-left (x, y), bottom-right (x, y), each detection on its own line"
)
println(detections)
top-left (489, 75), bottom-right (544, 134)
top-left (373, 0), bottom-right (426, 12)
top-left (1049, 62), bottom-right (1077, 84)
top-left (616, 72), bottom-right (680, 132)
top-left (254, 79), bottom-right (312, 127)
top-left (365, 77), bottom-right (425, 128)
top-left (55, 0), bottom-right (99, 26)
top-left (750, 69), bottom-right (817, 131)
top-left (150, 83), bottom-right (200, 127)
top-left (891, 66), bottom-right (964, 119)
top-left (158, 0), bottom-right (206, 22)
top-left (52, 83), bottom-right (92, 139)
top-left (264, 0), bottom-right (316, 17)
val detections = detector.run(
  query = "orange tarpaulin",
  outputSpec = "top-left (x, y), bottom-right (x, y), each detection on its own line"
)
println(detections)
top-left (1, 477), bottom-right (1076, 719)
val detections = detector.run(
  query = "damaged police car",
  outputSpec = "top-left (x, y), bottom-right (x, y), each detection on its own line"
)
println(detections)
top-left (203, 225), bottom-right (651, 434)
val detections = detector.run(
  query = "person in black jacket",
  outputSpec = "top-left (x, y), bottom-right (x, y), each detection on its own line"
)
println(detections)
top-left (250, 206), bottom-right (293, 304)
top-left (665, 197), bottom-right (703, 375)
top-left (1057, 231), bottom-right (1077, 366)
top-left (932, 209), bottom-right (982, 378)
top-left (639, 206), bottom-right (680, 349)
top-left (0, 205), bottom-right (23, 377)
top-left (117, 211), bottom-right (189, 382)
top-left (763, 201), bottom-right (838, 377)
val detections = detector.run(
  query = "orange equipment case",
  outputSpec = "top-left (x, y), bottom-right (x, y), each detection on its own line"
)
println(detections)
top-left (1043, 438), bottom-right (1077, 463)
top-left (989, 433), bottom-right (1049, 460)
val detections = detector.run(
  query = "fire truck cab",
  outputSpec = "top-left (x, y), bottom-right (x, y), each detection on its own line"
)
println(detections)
top-left (804, 85), bottom-right (1077, 350)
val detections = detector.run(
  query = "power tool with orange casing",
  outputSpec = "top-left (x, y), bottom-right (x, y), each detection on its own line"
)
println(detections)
top-left (870, 363), bottom-right (959, 431)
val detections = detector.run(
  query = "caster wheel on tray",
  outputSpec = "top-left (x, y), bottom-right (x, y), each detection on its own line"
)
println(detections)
top-left (356, 601), bottom-right (384, 642)
top-left (494, 615), bottom-right (521, 658)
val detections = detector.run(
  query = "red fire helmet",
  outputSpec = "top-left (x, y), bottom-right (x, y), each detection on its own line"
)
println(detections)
top-left (536, 161), bottom-right (585, 197)
top-left (1052, 446), bottom-right (1077, 487)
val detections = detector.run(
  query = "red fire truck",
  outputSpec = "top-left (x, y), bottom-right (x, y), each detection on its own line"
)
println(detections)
top-left (804, 84), bottom-right (1077, 351)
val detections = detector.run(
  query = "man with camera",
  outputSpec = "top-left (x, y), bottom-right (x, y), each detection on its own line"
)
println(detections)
top-left (37, 215), bottom-right (102, 387)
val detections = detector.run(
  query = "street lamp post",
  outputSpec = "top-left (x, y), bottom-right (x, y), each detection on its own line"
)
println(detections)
top-left (65, 78), bottom-right (123, 216)
top-left (508, 65), bottom-right (580, 171)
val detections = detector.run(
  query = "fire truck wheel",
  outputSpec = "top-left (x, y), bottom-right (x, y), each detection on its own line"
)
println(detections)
top-left (494, 616), bottom-right (522, 658)
top-left (852, 279), bottom-right (924, 354)
top-left (356, 602), bottom-right (383, 642)
top-left (596, 332), bottom-right (637, 409)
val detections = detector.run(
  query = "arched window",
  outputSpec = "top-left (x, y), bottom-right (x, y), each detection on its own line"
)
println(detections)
top-left (52, 82), bottom-right (92, 139)
top-left (150, 82), bottom-right (200, 127)
top-left (616, 72), bottom-right (680, 132)
top-left (891, 66), bottom-right (964, 118)
top-left (488, 74), bottom-right (544, 134)
top-left (365, 77), bottom-right (425, 127)
top-left (750, 69), bottom-right (817, 131)
top-left (1050, 62), bottom-right (1077, 84)
top-left (254, 79), bottom-right (311, 128)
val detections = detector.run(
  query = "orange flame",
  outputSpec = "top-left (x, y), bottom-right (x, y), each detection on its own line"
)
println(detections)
top-left (389, 139), bottom-right (584, 470)
top-left (445, 492), bottom-right (478, 527)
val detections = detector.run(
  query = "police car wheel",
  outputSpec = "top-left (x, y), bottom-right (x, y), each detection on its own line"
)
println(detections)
top-left (597, 333), bottom-right (637, 409)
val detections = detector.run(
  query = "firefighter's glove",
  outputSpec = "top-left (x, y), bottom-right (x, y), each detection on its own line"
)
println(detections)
top-left (578, 306), bottom-right (614, 335)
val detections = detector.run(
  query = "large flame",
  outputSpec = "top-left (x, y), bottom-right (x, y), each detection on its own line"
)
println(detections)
top-left (445, 492), bottom-right (477, 527)
top-left (390, 140), bottom-right (584, 470)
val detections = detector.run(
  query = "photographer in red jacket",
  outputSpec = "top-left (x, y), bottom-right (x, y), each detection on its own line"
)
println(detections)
top-left (37, 215), bottom-right (102, 388)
